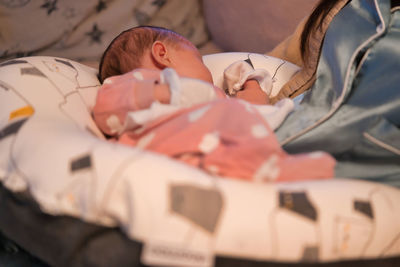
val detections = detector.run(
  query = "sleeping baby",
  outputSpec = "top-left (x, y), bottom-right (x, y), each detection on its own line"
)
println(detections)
top-left (92, 26), bottom-right (335, 182)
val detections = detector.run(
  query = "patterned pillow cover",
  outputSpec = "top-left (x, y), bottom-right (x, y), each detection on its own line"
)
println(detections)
top-left (0, 0), bottom-right (209, 63)
top-left (0, 56), bottom-right (399, 267)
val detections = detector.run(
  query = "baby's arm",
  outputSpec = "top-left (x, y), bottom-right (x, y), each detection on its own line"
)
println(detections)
top-left (92, 69), bottom-right (170, 136)
top-left (93, 68), bottom-right (224, 136)
top-left (223, 60), bottom-right (273, 105)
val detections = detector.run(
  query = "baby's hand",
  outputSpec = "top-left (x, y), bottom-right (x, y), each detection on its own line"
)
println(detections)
top-left (223, 60), bottom-right (273, 99)
top-left (236, 79), bottom-right (270, 105)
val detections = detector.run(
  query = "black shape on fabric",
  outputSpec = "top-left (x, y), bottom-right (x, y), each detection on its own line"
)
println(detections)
top-left (20, 67), bottom-right (46, 78)
top-left (244, 57), bottom-right (254, 69)
top-left (55, 59), bottom-right (75, 69)
top-left (40, 0), bottom-right (58, 15)
top-left (15, 51), bottom-right (34, 58)
top-left (86, 24), bottom-right (104, 44)
top-left (70, 154), bottom-right (92, 172)
top-left (279, 191), bottom-right (318, 221)
top-left (0, 119), bottom-right (28, 140)
top-left (0, 59), bottom-right (28, 67)
top-left (170, 184), bottom-right (223, 233)
top-left (96, 0), bottom-right (107, 13)
top-left (152, 0), bottom-right (166, 7)
top-left (354, 200), bottom-right (374, 219)
top-left (301, 246), bottom-right (319, 262)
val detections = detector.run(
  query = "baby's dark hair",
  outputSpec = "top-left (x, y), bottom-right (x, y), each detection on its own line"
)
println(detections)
top-left (98, 26), bottom-right (193, 83)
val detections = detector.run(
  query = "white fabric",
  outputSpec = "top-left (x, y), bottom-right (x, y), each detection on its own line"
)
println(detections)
top-left (203, 53), bottom-right (301, 98)
top-left (223, 60), bottom-right (273, 96)
top-left (124, 99), bottom-right (294, 133)
top-left (252, 98), bottom-right (295, 130)
top-left (162, 68), bottom-right (218, 108)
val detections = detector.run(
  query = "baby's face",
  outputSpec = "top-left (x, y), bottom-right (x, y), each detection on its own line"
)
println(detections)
top-left (169, 44), bottom-right (214, 84)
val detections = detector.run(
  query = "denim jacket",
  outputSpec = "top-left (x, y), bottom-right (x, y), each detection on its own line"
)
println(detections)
top-left (276, 0), bottom-right (400, 187)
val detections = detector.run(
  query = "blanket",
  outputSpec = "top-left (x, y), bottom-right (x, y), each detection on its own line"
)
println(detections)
top-left (93, 68), bottom-right (336, 182)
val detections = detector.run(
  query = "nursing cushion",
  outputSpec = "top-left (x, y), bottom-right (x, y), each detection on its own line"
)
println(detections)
top-left (0, 55), bottom-right (400, 267)
top-left (203, 52), bottom-right (300, 97)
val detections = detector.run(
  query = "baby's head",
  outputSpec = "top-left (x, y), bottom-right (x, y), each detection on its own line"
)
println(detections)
top-left (99, 26), bottom-right (213, 84)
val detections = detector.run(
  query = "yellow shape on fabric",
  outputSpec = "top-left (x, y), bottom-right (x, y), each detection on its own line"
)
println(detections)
top-left (9, 106), bottom-right (35, 120)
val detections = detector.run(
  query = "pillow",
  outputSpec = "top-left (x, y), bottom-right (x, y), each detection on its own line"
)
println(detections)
top-left (0, 0), bottom-right (209, 63)
top-left (202, 0), bottom-right (319, 53)
top-left (203, 52), bottom-right (300, 97)
top-left (1, 56), bottom-right (400, 267)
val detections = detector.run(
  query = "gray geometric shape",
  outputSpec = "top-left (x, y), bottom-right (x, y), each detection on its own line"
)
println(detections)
top-left (40, 0), bottom-right (58, 15)
top-left (170, 184), bottom-right (224, 233)
top-left (301, 246), bottom-right (319, 262)
top-left (134, 9), bottom-right (150, 24)
top-left (0, 0), bottom-right (30, 8)
top-left (0, 118), bottom-right (28, 140)
top-left (70, 154), bottom-right (92, 172)
top-left (0, 59), bottom-right (28, 67)
top-left (244, 56), bottom-right (254, 69)
top-left (20, 67), bottom-right (46, 78)
top-left (354, 200), bottom-right (374, 219)
top-left (86, 24), bottom-right (104, 44)
top-left (279, 191), bottom-right (317, 221)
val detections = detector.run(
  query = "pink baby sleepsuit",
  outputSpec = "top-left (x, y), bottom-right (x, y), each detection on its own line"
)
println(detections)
top-left (93, 68), bottom-right (336, 182)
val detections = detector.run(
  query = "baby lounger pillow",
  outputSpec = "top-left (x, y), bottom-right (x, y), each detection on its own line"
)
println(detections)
top-left (0, 55), bottom-right (400, 267)
top-left (203, 52), bottom-right (300, 98)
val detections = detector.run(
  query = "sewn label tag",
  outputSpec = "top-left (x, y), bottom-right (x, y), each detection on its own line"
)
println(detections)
top-left (141, 241), bottom-right (214, 267)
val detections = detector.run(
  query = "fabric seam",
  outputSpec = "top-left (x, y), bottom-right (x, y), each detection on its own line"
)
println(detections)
top-left (363, 132), bottom-right (400, 155)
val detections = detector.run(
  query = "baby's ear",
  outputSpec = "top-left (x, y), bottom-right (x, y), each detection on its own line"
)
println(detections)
top-left (151, 41), bottom-right (171, 68)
